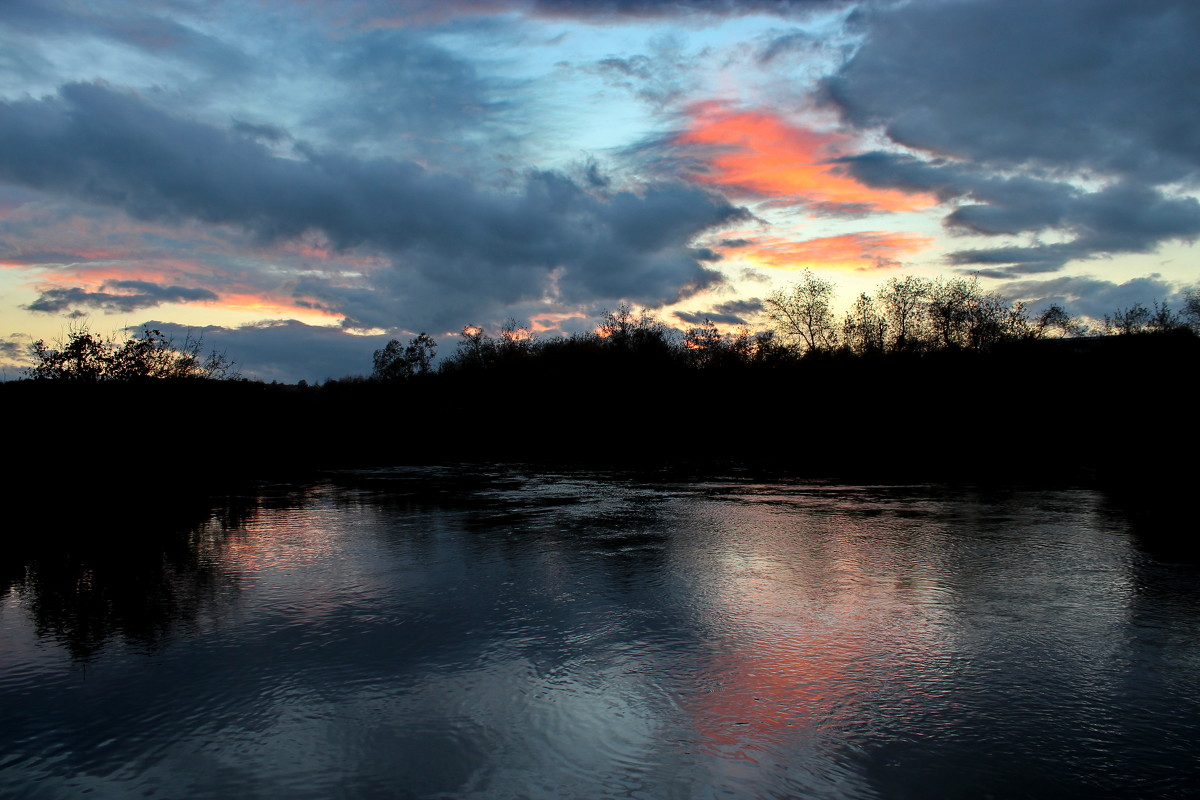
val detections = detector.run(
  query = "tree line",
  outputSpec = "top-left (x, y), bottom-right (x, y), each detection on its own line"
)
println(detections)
top-left (9, 272), bottom-right (1199, 487)
top-left (369, 271), bottom-right (1200, 381)
top-left (18, 272), bottom-right (1200, 383)
top-left (765, 271), bottom-right (1200, 356)
top-left (24, 326), bottom-right (238, 381)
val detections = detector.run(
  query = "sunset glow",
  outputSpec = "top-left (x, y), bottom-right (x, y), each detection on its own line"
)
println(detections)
top-left (728, 232), bottom-right (936, 271)
top-left (215, 293), bottom-right (345, 321)
top-left (0, 0), bottom-right (1194, 381)
top-left (675, 105), bottom-right (935, 213)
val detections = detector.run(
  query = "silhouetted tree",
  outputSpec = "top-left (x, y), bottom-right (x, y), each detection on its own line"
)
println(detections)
top-left (878, 275), bottom-right (930, 351)
top-left (968, 294), bottom-right (1030, 350)
top-left (1183, 289), bottom-right (1200, 332)
top-left (597, 304), bottom-right (677, 360)
top-left (27, 326), bottom-right (108, 381)
top-left (1035, 304), bottom-right (1085, 338)
top-left (842, 292), bottom-right (887, 355)
top-left (1147, 300), bottom-right (1183, 332)
top-left (372, 333), bottom-right (437, 380)
top-left (26, 325), bottom-right (236, 381)
top-left (920, 277), bottom-right (1033, 352)
top-left (1104, 303), bottom-right (1153, 335)
top-left (926, 277), bottom-right (980, 349)
top-left (440, 325), bottom-right (497, 372)
top-left (723, 326), bottom-right (784, 366)
top-left (764, 269), bottom-right (839, 353)
top-left (1102, 299), bottom-right (1197, 335)
top-left (683, 319), bottom-right (723, 367)
top-left (495, 319), bottom-right (535, 362)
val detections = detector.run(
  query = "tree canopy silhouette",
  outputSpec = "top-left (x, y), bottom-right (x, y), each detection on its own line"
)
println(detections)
top-left (26, 325), bottom-right (237, 381)
top-left (372, 333), bottom-right (437, 381)
top-left (763, 269), bottom-right (839, 353)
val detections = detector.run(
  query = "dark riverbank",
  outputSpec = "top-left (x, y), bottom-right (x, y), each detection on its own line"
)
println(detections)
top-left (5, 330), bottom-right (1196, 512)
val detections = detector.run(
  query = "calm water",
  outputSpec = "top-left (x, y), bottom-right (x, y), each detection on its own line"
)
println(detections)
top-left (2, 468), bottom-right (1198, 799)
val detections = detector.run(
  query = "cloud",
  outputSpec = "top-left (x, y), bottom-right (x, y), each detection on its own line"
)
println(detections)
top-left (674, 299), bottom-right (762, 325)
top-left (0, 0), bottom-right (251, 81)
top-left (315, 27), bottom-right (516, 159)
top-left (947, 185), bottom-right (1200, 276)
top-left (727, 230), bottom-right (933, 270)
top-left (671, 104), bottom-right (933, 213)
top-left (529, 0), bottom-right (848, 15)
top-left (0, 82), bottom-right (746, 331)
top-left (0, 332), bottom-right (30, 380)
top-left (756, 28), bottom-right (825, 64)
top-left (26, 281), bottom-right (219, 314)
top-left (826, 0), bottom-right (1200, 183)
top-left (593, 36), bottom-right (706, 110)
top-left (231, 120), bottom-right (291, 144)
top-left (0, 334), bottom-right (24, 361)
top-left (713, 298), bottom-right (763, 315)
top-left (838, 153), bottom-right (1200, 274)
top-left (343, 0), bottom-right (853, 26)
top-left (141, 320), bottom-right (391, 384)
top-left (822, 0), bottom-right (1200, 274)
top-left (997, 274), bottom-right (1186, 321)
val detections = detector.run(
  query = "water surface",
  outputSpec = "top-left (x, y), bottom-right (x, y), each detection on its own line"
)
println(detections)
top-left (2, 468), bottom-right (1197, 798)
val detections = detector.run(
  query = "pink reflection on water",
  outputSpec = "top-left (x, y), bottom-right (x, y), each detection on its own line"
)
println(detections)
top-left (668, 488), bottom-right (952, 762)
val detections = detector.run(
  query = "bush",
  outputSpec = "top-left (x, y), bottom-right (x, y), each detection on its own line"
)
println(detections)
top-left (25, 325), bottom-right (237, 381)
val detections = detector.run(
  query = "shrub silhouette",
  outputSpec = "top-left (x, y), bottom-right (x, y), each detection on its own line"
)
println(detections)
top-left (26, 325), bottom-right (237, 381)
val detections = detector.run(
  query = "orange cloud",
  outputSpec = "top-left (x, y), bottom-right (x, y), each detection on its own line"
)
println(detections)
top-left (24, 262), bottom-right (343, 321)
top-left (217, 292), bottom-right (345, 320)
top-left (675, 104), bottom-right (933, 213)
top-left (726, 231), bottom-right (934, 271)
top-left (528, 311), bottom-right (587, 333)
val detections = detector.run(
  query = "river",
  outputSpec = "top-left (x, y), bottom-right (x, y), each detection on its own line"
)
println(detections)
top-left (2, 467), bottom-right (1197, 799)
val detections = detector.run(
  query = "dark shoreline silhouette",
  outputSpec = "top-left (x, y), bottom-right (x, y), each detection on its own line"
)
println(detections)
top-left (6, 329), bottom-right (1195, 493)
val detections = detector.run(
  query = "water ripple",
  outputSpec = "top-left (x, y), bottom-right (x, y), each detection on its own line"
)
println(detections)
top-left (2, 477), bottom-right (1198, 798)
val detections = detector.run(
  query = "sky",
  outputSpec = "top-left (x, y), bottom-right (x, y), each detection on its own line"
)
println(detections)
top-left (2, 0), bottom-right (1198, 382)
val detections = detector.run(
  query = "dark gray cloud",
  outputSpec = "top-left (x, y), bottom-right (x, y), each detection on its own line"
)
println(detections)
top-left (674, 298), bottom-right (763, 325)
top-left (0, 334), bottom-right (23, 360)
top-left (141, 320), bottom-right (390, 384)
top-left (949, 185), bottom-right (1200, 275)
top-left (531, 0), bottom-right (845, 13)
top-left (377, 0), bottom-right (851, 22)
top-left (26, 281), bottom-right (218, 314)
top-left (827, 0), bottom-right (1200, 183)
top-left (713, 297), bottom-right (763, 315)
top-left (838, 153), bottom-right (1200, 274)
top-left (315, 28), bottom-right (514, 156)
top-left (0, 82), bottom-right (745, 331)
top-left (0, 333), bottom-right (28, 381)
top-left (823, 0), bottom-right (1200, 274)
top-left (676, 310), bottom-right (742, 325)
top-left (997, 274), bottom-right (1185, 322)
